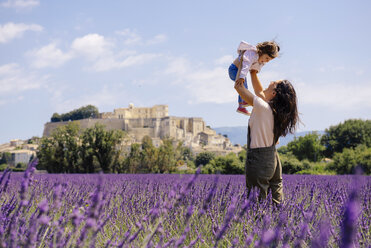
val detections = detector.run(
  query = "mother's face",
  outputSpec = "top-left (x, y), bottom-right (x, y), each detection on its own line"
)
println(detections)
top-left (264, 80), bottom-right (279, 101)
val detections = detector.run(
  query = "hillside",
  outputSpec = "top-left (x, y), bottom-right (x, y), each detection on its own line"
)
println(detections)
top-left (213, 126), bottom-right (324, 147)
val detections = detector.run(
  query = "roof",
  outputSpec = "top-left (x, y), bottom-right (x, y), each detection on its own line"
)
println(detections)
top-left (11, 150), bottom-right (35, 154)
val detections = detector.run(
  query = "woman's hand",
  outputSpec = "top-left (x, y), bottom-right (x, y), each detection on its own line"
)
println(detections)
top-left (234, 78), bottom-right (254, 106)
top-left (235, 78), bottom-right (245, 87)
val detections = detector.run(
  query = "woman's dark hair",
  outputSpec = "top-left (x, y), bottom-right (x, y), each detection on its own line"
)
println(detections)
top-left (268, 80), bottom-right (299, 143)
top-left (256, 41), bottom-right (280, 58)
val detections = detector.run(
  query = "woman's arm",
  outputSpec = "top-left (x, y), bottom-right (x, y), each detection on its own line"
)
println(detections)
top-left (250, 70), bottom-right (267, 101)
top-left (234, 79), bottom-right (255, 106)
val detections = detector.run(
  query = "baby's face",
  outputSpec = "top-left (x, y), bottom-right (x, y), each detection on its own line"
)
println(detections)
top-left (258, 54), bottom-right (274, 63)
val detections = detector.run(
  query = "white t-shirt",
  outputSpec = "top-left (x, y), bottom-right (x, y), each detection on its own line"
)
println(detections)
top-left (248, 96), bottom-right (274, 148)
top-left (236, 41), bottom-right (265, 79)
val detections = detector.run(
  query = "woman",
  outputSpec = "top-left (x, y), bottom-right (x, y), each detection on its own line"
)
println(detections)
top-left (234, 70), bottom-right (299, 204)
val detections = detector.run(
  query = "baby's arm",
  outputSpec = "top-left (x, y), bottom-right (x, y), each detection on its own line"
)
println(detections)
top-left (250, 70), bottom-right (267, 101)
top-left (238, 51), bottom-right (254, 80)
top-left (238, 59), bottom-right (251, 80)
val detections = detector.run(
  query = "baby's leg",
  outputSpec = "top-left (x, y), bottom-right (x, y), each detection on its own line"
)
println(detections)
top-left (228, 63), bottom-right (238, 81)
top-left (238, 77), bottom-right (249, 106)
top-left (229, 64), bottom-right (250, 115)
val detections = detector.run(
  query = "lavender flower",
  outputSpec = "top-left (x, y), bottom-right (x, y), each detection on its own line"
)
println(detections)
top-left (0, 169), bottom-right (368, 247)
top-left (214, 196), bottom-right (237, 246)
top-left (340, 191), bottom-right (360, 248)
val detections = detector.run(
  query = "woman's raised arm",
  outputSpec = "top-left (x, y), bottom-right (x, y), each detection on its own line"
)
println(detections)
top-left (250, 70), bottom-right (267, 101)
top-left (234, 78), bottom-right (255, 106)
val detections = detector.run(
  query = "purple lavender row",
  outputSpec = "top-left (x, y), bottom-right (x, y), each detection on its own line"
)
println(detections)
top-left (0, 163), bottom-right (369, 247)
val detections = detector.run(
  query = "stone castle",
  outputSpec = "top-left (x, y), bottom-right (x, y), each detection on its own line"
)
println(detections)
top-left (43, 104), bottom-right (242, 155)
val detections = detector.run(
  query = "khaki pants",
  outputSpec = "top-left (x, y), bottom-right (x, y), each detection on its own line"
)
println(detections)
top-left (245, 146), bottom-right (283, 204)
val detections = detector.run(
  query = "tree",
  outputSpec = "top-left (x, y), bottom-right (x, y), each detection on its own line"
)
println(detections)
top-left (238, 149), bottom-right (246, 163)
top-left (180, 146), bottom-right (194, 161)
top-left (27, 136), bottom-right (40, 144)
top-left (38, 122), bottom-right (125, 173)
top-left (195, 152), bottom-right (215, 167)
top-left (287, 132), bottom-right (325, 162)
top-left (140, 136), bottom-right (158, 173)
top-left (280, 153), bottom-right (308, 174)
top-left (80, 132), bottom-right (98, 173)
top-left (81, 123), bottom-right (125, 173)
top-left (156, 138), bottom-right (176, 173)
top-left (0, 152), bottom-right (12, 165)
top-left (174, 141), bottom-right (194, 162)
top-left (51, 105), bottom-right (99, 122)
top-left (321, 119), bottom-right (371, 157)
top-left (37, 122), bottom-right (81, 173)
top-left (51, 113), bottom-right (61, 122)
top-left (124, 143), bottom-right (142, 173)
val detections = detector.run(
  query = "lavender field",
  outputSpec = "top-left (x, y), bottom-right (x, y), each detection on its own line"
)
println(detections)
top-left (0, 165), bottom-right (370, 247)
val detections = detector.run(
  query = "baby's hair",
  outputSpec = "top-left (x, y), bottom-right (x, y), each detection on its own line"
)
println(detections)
top-left (256, 41), bottom-right (280, 58)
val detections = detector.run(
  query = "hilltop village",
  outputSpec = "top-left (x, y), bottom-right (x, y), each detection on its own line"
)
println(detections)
top-left (1, 104), bottom-right (242, 166)
top-left (44, 104), bottom-right (242, 155)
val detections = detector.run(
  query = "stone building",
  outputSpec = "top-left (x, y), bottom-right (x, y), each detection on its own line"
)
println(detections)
top-left (11, 150), bottom-right (35, 166)
top-left (10, 139), bottom-right (24, 147)
top-left (43, 104), bottom-right (242, 154)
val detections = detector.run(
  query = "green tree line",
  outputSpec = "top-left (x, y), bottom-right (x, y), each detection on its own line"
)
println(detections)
top-left (278, 119), bottom-right (371, 175)
top-left (37, 122), bottom-right (124, 173)
top-left (51, 105), bottom-right (99, 122)
top-left (36, 122), bottom-right (246, 174)
top-left (32, 118), bottom-right (371, 175)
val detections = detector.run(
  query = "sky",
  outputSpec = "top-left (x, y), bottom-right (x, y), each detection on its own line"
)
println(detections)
top-left (0, 0), bottom-right (371, 144)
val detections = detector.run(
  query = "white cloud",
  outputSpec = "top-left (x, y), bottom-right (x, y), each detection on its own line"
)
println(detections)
top-left (186, 66), bottom-right (236, 104)
top-left (163, 57), bottom-right (236, 104)
top-left (50, 85), bottom-right (129, 113)
top-left (1, 0), bottom-right (39, 9)
top-left (116, 28), bottom-right (142, 45)
top-left (146, 34), bottom-right (167, 45)
top-left (296, 81), bottom-right (371, 110)
top-left (118, 53), bottom-right (160, 67)
top-left (0, 22), bottom-right (43, 43)
top-left (318, 65), bottom-right (345, 72)
top-left (164, 57), bottom-right (190, 76)
top-left (90, 52), bottom-right (160, 72)
top-left (71, 33), bottom-right (113, 59)
top-left (26, 32), bottom-right (163, 71)
top-left (0, 63), bottom-right (46, 96)
top-left (70, 33), bottom-right (161, 71)
top-left (215, 55), bottom-right (233, 65)
top-left (0, 63), bottom-right (17, 75)
top-left (116, 28), bottom-right (167, 46)
top-left (27, 43), bottom-right (74, 68)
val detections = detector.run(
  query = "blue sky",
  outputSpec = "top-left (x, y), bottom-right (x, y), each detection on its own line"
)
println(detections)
top-left (0, 0), bottom-right (370, 144)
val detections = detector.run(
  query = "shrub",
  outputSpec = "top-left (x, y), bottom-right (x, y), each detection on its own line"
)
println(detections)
top-left (327, 145), bottom-right (371, 175)
top-left (0, 163), bottom-right (8, 171)
top-left (280, 153), bottom-right (304, 174)
top-left (287, 132), bottom-right (325, 162)
top-left (296, 162), bottom-right (336, 175)
top-left (195, 152), bottom-right (215, 167)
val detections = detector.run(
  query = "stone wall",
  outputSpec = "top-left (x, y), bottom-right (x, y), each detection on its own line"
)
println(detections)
top-left (43, 115), bottom-right (205, 144)
top-left (101, 104), bottom-right (168, 119)
top-left (43, 119), bottom-right (126, 137)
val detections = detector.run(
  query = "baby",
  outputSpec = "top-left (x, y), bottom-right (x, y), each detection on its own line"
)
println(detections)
top-left (228, 41), bottom-right (280, 115)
